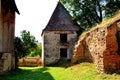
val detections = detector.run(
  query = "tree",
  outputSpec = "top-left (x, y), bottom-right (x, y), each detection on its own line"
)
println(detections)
top-left (60, 0), bottom-right (120, 31)
top-left (105, 0), bottom-right (120, 17)
top-left (14, 37), bottom-right (25, 58)
top-left (20, 30), bottom-right (37, 54)
top-left (28, 43), bottom-right (42, 57)
top-left (14, 30), bottom-right (37, 68)
top-left (14, 37), bottom-right (24, 68)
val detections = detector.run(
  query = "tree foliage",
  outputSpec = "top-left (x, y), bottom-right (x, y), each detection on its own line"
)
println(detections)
top-left (28, 44), bottom-right (42, 57)
top-left (60, 0), bottom-right (120, 30)
top-left (14, 30), bottom-right (38, 68)
top-left (14, 30), bottom-right (37, 58)
top-left (14, 37), bottom-right (25, 58)
top-left (105, 0), bottom-right (120, 17)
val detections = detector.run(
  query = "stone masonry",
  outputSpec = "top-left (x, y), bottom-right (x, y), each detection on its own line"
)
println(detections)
top-left (42, 31), bottom-right (77, 65)
top-left (72, 13), bottom-right (120, 72)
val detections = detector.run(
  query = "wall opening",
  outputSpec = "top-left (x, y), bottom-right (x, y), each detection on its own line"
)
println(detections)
top-left (60, 34), bottom-right (67, 43)
top-left (0, 53), bottom-right (3, 59)
top-left (60, 48), bottom-right (67, 59)
top-left (116, 31), bottom-right (120, 55)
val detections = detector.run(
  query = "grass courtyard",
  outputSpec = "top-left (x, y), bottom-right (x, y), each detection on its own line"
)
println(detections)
top-left (0, 62), bottom-right (120, 80)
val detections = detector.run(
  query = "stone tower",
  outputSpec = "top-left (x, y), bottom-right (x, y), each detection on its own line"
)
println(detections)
top-left (42, 2), bottom-right (79, 66)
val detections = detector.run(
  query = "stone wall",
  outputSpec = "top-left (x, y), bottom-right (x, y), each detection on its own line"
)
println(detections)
top-left (72, 21), bottom-right (120, 72)
top-left (2, 53), bottom-right (12, 72)
top-left (72, 27), bottom-right (107, 71)
top-left (104, 22), bottom-right (120, 71)
top-left (0, 53), bottom-right (12, 74)
top-left (42, 31), bottom-right (77, 65)
top-left (18, 56), bottom-right (41, 67)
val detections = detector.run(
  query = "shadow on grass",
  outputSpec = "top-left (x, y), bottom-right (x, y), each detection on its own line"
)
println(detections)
top-left (0, 67), bottom-right (55, 80)
top-left (106, 69), bottom-right (120, 75)
top-left (47, 60), bottom-right (73, 68)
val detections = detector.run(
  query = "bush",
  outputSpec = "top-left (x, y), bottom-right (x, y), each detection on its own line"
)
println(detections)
top-left (29, 43), bottom-right (42, 57)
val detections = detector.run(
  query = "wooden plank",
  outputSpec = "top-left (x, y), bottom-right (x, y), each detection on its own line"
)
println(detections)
top-left (3, 12), bottom-right (9, 52)
top-left (9, 12), bottom-right (15, 53)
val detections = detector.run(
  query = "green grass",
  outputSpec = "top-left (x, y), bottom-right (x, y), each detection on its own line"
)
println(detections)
top-left (0, 62), bottom-right (120, 80)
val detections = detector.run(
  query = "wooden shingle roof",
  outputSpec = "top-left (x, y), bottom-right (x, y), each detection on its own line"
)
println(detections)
top-left (43, 2), bottom-right (79, 31)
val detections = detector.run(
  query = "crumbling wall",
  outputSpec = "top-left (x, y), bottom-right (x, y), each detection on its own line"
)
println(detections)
top-left (72, 22), bottom-right (120, 72)
top-left (72, 27), bottom-right (107, 71)
top-left (104, 23), bottom-right (120, 72)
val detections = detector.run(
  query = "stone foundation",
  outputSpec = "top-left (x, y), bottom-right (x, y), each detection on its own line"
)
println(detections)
top-left (0, 53), bottom-right (14, 74)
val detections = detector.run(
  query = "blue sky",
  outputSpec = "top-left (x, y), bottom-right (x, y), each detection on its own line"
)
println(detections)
top-left (15, 0), bottom-right (58, 42)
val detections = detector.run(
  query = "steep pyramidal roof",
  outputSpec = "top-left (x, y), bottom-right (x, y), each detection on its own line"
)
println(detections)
top-left (43, 2), bottom-right (79, 31)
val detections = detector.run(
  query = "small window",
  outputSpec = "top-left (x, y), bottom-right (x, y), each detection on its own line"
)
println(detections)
top-left (60, 48), bottom-right (67, 58)
top-left (60, 34), bottom-right (67, 43)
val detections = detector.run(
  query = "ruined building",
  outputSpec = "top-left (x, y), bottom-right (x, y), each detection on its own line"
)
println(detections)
top-left (72, 12), bottom-right (120, 72)
top-left (0, 0), bottom-right (19, 73)
top-left (42, 2), bottom-right (79, 66)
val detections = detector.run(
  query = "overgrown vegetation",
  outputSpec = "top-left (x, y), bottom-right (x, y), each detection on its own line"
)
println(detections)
top-left (14, 30), bottom-right (37, 58)
top-left (79, 11), bottom-right (120, 38)
top-left (14, 30), bottom-right (38, 68)
top-left (0, 62), bottom-right (120, 80)
top-left (60, 0), bottom-right (120, 33)
top-left (28, 43), bottom-right (42, 57)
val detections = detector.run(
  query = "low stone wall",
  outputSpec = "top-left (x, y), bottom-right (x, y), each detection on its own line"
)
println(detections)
top-left (18, 57), bottom-right (41, 67)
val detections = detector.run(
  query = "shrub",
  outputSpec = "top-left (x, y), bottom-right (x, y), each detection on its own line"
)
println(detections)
top-left (29, 43), bottom-right (42, 57)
